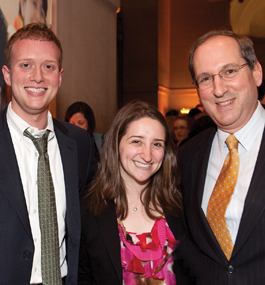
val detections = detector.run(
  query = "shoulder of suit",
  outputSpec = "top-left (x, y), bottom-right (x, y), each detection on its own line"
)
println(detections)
top-left (53, 118), bottom-right (90, 137)
top-left (178, 126), bottom-right (216, 158)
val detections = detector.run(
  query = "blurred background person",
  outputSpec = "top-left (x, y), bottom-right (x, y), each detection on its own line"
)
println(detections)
top-left (195, 103), bottom-right (204, 113)
top-left (78, 100), bottom-right (183, 285)
top-left (165, 109), bottom-right (179, 141)
top-left (65, 101), bottom-right (103, 160)
top-left (187, 107), bottom-right (201, 119)
top-left (173, 115), bottom-right (193, 147)
top-left (188, 115), bottom-right (216, 139)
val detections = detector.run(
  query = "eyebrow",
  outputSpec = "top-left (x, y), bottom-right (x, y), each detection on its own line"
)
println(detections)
top-left (127, 135), bottom-right (165, 142)
top-left (197, 63), bottom-right (237, 77)
top-left (16, 58), bottom-right (59, 64)
top-left (153, 138), bottom-right (165, 143)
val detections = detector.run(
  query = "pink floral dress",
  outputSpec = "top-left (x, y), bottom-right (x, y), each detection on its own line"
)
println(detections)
top-left (118, 217), bottom-right (179, 285)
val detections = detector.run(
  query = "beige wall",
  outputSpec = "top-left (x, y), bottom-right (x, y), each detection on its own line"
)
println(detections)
top-left (56, 0), bottom-right (120, 133)
top-left (158, 0), bottom-right (230, 113)
top-left (121, 0), bottom-right (158, 106)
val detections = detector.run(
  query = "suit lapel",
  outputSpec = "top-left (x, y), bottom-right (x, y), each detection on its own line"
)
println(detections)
top-left (233, 128), bottom-right (265, 257)
top-left (96, 200), bottom-right (122, 284)
top-left (187, 127), bottom-right (228, 262)
top-left (53, 120), bottom-right (81, 240)
top-left (0, 109), bottom-right (31, 238)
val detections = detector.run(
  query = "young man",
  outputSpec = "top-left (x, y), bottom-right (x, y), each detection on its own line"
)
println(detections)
top-left (176, 29), bottom-right (265, 284)
top-left (0, 23), bottom-right (95, 285)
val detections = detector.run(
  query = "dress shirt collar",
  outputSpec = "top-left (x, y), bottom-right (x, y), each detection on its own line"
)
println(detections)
top-left (7, 102), bottom-right (55, 141)
top-left (216, 101), bottom-right (265, 153)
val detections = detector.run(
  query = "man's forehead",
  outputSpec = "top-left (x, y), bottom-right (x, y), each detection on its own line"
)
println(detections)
top-left (9, 39), bottom-right (60, 67)
top-left (195, 36), bottom-right (240, 58)
top-left (11, 39), bottom-right (59, 55)
top-left (193, 36), bottom-right (242, 72)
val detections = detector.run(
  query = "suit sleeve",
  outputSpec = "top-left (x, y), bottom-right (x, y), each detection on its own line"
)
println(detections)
top-left (173, 217), bottom-right (196, 285)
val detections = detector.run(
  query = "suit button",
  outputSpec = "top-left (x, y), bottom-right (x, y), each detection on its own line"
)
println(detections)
top-left (228, 265), bottom-right (234, 274)
top-left (23, 251), bottom-right (31, 260)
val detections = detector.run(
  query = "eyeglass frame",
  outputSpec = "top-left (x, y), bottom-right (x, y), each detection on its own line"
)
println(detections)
top-left (192, 63), bottom-right (249, 90)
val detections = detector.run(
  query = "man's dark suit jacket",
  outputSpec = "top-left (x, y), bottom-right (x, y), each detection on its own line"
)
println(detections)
top-left (176, 126), bottom-right (265, 285)
top-left (0, 108), bottom-right (96, 285)
top-left (78, 196), bottom-right (183, 285)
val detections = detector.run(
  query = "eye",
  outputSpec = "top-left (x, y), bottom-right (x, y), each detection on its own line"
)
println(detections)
top-left (224, 66), bottom-right (237, 76)
top-left (199, 75), bottom-right (211, 83)
top-left (20, 63), bottom-right (30, 69)
top-left (45, 64), bottom-right (55, 70)
top-left (153, 142), bottom-right (164, 148)
top-left (132, 140), bottom-right (141, 144)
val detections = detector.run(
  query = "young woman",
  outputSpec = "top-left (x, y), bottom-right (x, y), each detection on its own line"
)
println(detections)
top-left (78, 100), bottom-right (183, 285)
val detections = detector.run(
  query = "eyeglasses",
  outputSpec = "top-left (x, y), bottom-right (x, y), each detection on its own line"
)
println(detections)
top-left (193, 63), bottom-right (248, 91)
top-left (174, 126), bottom-right (189, 130)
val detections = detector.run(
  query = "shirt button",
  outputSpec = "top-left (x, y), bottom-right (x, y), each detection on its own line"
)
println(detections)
top-left (33, 209), bottom-right (37, 213)
top-left (228, 265), bottom-right (234, 274)
top-left (34, 267), bottom-right (37, 272)
top-left (30, 129), bottom-right (34, 134)
top-left (35, 152), bottom-right (38, 156)
top-left (34, 238), bottom-right (37, 242)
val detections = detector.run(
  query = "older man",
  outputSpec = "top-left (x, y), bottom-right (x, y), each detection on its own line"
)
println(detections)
top-left (0, 23), bottom-right (95, 285)
top-left (176, 29), bottom-right (265, 285)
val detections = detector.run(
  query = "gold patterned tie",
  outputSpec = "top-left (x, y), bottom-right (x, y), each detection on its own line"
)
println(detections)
top-left (24, 129), bottom-right (62, 285)
top-left (207, 134), bottom-right (240, 260)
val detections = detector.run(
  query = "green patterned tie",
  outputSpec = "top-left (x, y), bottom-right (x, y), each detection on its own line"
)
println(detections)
top-left (24, 129), bottom-right (62, 285)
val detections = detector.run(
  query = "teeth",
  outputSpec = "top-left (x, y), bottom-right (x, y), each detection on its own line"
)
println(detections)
top-left (217, 100), bottom-right (233, 107)
top-left (135, 161), bottom-right (151, 168)
top-left (25, 87), bottom-right (46, 92)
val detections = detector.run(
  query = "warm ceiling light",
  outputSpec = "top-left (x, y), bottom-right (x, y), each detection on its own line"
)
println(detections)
top-left (180, 108), bottom-right (190, 114)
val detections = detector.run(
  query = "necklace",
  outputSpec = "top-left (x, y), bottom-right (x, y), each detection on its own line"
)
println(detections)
top-left (132, 205), bottom-right (138, 212)
top-left (128, 199), bottom-right (140, 212)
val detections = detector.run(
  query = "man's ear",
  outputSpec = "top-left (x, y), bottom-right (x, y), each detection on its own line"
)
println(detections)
top-left (252, 61), bottom-right (263, 87)
top-left (2, 65), bottom-right (11, 86)
top-left (58, 68), bottom-right (64, 88)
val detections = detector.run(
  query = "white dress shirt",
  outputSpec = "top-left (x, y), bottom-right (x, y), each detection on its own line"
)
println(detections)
top-left (7, 103), bottom-right (67, 284)
top-left (202, 101), bottom-right (265, 244)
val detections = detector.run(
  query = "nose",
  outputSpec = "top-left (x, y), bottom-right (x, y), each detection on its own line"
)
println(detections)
top-left (30, 66), bottom-right (44, 83)
top-left (212, 74), bottom-right (228, 98)
top-left (176, 128), bottom-right (182, 134)
top-left (140, 145), bottom-right (152, 162)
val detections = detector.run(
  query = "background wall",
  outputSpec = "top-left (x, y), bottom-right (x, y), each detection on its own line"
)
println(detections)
top-left (55, 0), bottom-right (265, 129)
top-left (120, 0), bottom-right (158, 106)
top-left (57, 0), bottom-right (120, 133)
top-left (120, 0), bottom-right (265, 114)
top-left (158, 0), bottom-right (230, 114)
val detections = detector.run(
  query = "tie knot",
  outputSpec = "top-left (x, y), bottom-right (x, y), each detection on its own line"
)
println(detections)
top-left (23, 129), bottom-right (50, 155)
top-left (225, 134), bottom-right (238, 151)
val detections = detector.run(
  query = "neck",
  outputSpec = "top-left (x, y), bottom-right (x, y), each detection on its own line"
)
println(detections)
top-left (11, 105), bottom-right (48, 130)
